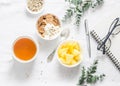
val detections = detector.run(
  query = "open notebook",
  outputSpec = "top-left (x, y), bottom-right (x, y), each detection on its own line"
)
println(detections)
top-left (90, 17), bottom-right (120, 71)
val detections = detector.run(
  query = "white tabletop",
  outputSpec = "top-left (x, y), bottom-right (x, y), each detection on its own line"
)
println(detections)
top-left (0, 0), bottom-right (120, 86)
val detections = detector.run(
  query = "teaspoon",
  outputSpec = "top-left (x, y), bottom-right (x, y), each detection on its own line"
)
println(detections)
top-left (47, 28), bottom-right (70, 63)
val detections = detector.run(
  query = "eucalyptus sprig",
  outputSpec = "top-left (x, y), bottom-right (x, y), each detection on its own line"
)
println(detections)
top-left (63, 0), bottom-right (104, 27)
top-left (77, 60), bottom-right (105, 86)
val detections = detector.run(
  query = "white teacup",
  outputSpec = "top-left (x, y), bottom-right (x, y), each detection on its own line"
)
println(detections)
top-left (12, 36), bottom-right (39, 63)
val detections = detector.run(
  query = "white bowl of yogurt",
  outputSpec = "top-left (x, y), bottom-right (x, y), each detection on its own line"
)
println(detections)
top-left (36, 13), bottom-right (62, 41)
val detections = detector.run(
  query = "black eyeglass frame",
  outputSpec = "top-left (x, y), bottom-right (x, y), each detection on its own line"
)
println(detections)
top-left (97, 18), bottom-right (120, 54)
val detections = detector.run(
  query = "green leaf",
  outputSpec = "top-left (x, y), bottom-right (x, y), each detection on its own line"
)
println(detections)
top-left (78, 67), bottom-right (86, 85)
top-left (87, 75), bottom-right (93, 83)
top-left (63, 0), bottom-right (104, 27)
top-left (77, 60), bottom-right (105, 85)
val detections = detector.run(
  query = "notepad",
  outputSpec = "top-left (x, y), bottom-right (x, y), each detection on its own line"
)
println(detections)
top-left (90, 30), bottom-right (120, 71)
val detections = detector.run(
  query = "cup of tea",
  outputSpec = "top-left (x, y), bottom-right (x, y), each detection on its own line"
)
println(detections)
top-left (12, 36), bottom-right (39, 63)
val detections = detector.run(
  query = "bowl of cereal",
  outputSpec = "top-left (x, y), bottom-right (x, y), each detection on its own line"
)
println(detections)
top-left (26, 0), bottom-right (44, 14)
top-left (36, 13), bottom-right (62, 40)
top-left (57, 40), bottom-right (83, 68)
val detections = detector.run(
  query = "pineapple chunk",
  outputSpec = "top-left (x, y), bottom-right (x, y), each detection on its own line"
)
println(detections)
top-left (74, 56), bottom-right (80, 61)
top-left (69, 42), bottom-right (74, 53)
top-left (58, 48), bottom-right (62, 56)
top-left (72, 49), bottom-right (80, 56)
top-left (66, 54), bottom-right (74, 64)
top-left (69, 46), bottom-right (74, 54)
top-left (58, 48), bottom-right (68, 58)
top-left (61, 43), bottom-right (67, 49)
top-left (74, 42), bottom-right (80, 51)
top-left (60, 58), bottom-right (66, 64)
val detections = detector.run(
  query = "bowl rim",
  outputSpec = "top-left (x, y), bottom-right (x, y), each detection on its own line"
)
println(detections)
top-left (12, 36), bottom-right (39, 63)
top-left (36, 13), bottom-right (62, 41)
top-left (26, 0), bottom-right (45, 15)
top-left (56, 39), bottom-right (83, 68)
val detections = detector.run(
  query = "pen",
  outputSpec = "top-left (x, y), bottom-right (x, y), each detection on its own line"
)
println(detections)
top-left (84, 19), bottom-right (91, 58)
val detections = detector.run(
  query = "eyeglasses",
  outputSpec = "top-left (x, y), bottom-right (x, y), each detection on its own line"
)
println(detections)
top-left (97, 18), bottom-right (120, 54)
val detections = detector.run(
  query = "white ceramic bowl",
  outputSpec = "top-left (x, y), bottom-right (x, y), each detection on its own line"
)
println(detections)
top-left (12, 36), bottom-right (39, 63)
top-left (36, 13), bottom-right (62, 41)
top-left (57, 40), bottom-right (83, 68)
top-left (26, 0), bottom-right (45, 15)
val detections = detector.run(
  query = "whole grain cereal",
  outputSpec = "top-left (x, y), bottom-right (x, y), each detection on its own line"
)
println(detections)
top-left (27, 0), bottom-right (43, 12)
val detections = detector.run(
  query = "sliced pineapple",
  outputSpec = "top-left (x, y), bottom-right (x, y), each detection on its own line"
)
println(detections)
top-left (75, 43), bottom-right (80, 51)
top-left (58, 48), bottom-right (68, 57)
top-left (65, 54), bottom-right (74, 65)
top-left (59, 58), bottom-right (66, 64)
top-left (58, 40), bottom-right (81, 66)
top-left (72, 49), bottom-right (80, 56)
top-left (74, 55), bottom-right (80, 61)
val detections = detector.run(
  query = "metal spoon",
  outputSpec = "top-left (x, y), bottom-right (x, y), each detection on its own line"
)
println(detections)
top-left (47, 29), bottom-right (70, 63)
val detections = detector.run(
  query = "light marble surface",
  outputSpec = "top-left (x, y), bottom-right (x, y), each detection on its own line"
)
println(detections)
top-left (0, 0), bottom-right (120, 86)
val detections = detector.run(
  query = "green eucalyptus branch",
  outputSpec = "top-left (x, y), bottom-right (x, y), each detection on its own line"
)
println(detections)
top-left (77, 60), bottom-right (105, 86)
top-left (63, 0), bottom-right (104, 27)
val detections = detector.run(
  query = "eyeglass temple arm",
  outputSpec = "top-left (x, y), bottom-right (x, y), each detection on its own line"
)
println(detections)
top-left (97, 32), bottom-right (111, 50)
